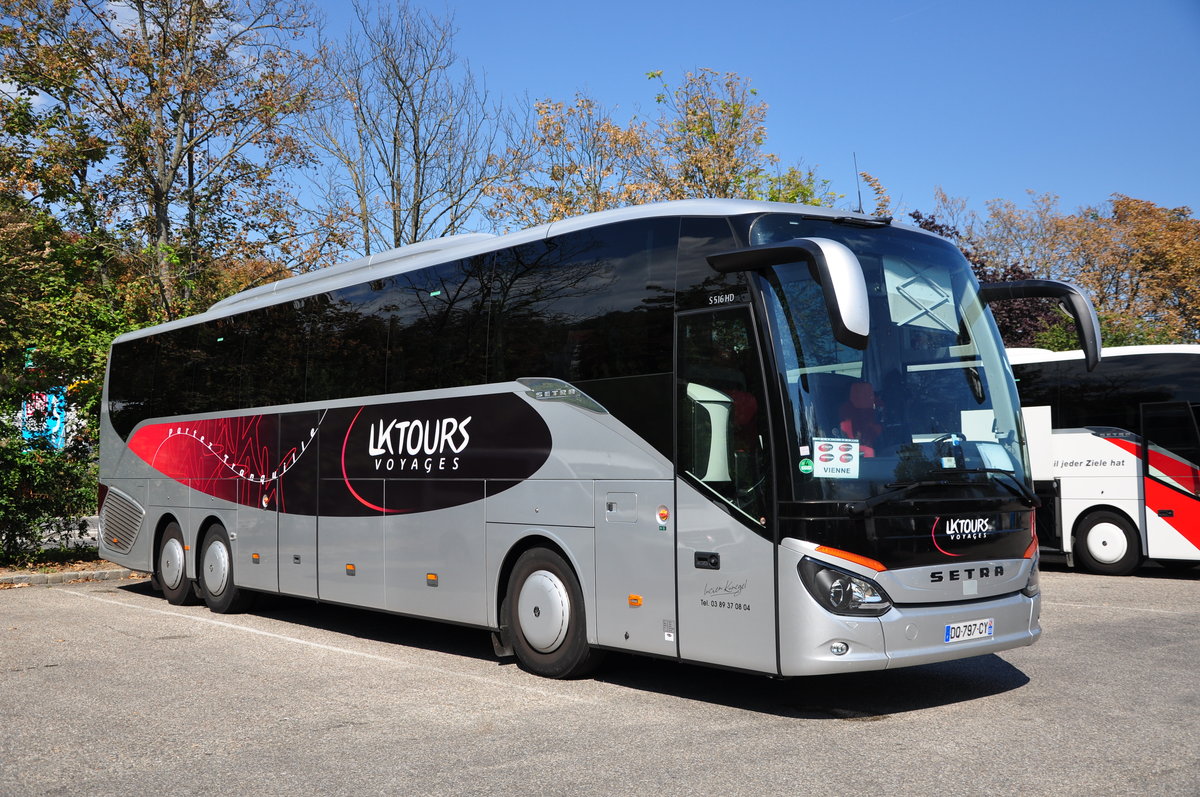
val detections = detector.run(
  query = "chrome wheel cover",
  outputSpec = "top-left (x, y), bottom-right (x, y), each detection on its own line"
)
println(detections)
top-left (202, 537), bottom-right (230, 597)
top-left (517, 569), bottom-right (570, 653)
top-left (159, 536), bottom-right (185, 591)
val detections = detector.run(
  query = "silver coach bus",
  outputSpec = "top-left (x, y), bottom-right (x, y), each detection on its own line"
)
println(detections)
top-left (98, 199), bottom-right (1087, 679)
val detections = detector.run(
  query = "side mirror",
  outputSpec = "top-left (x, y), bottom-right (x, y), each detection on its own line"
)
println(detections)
top-left (977, 279), bottom-right (1101, 371)
top-left (707, 237), bottom-right (869, 349)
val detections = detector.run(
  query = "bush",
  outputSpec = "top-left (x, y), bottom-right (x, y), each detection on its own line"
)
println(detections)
top-left (0, 426), bottom-right (96, 565)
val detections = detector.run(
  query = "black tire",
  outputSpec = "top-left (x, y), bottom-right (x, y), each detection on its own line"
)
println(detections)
top-left (503, 548), bottom-right (602, 679)
top-left (1074, 511), bottom-right (1142, 576)
top-left (198, 524), bottom-right (255, 614)
top-left (156, 522), bottom-right (197, 605)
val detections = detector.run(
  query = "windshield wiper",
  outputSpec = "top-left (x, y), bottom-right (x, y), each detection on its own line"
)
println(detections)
top-left (848, 470), bottom-right (1038, 519)
top-left (834, 214), bottom-right (892, 227)
top-left (848, 477), bottom-right (967, 517)
top-left (931, 468), bottom-right (1040, 507)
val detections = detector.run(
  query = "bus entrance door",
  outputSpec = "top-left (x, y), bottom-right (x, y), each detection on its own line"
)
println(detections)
top-left (673, 308), bottom-right (778, 674)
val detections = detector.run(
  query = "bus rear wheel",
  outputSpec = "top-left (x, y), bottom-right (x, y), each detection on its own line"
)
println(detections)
top-left (503, 548), bottom-right (602, 679)
top-left (1074, 511), bottom-right (1141, 576)
top-left (156, 522), bottom-right (196, 605)
top-left (198, 524), bottom-right (255, 614)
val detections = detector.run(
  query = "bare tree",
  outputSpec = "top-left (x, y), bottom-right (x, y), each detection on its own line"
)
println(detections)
top-left (304, 1), bottom-right (506, 256)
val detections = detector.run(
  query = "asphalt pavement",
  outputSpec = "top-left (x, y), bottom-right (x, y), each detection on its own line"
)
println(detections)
top-left (2, 563), bottom-right (1198, 796)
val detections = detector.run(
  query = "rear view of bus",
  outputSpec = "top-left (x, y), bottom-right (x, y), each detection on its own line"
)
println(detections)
top-left (98, 200), bottom-right (1082, 679)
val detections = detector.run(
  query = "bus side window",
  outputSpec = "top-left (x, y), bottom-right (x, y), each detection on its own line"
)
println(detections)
top-left (1142, 401), bottom-right (1200, 473)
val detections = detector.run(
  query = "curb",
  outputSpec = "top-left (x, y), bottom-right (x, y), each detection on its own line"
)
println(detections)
top-left (0, 567), bottom-right (145, 586)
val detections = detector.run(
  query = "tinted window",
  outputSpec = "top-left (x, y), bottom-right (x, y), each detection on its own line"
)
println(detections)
top-left (1010, 361), bottom-right (1059, 416)
top-left (304, 283), bottom-right (390, 402)
top-left (107, 335), bottom-right (157, 439)
top-left (491, 218), bottom-right (676, 382)
top-left (154, 324), bottom-right (201, 418)
top-left (192, 315), bottom-right (246, 414)
top-left (678, 307), bottom-right (771, 529)
top-left (676, 216), bottom-right (744, 311)
top-left (109, 217), bottom-right (682, 450)
top-left (241, 302), bottom-right (307, 409)
top-left (1014, 355), bottom-right (1183, 433)
top-left (390, 257), bottom-right (490, 392)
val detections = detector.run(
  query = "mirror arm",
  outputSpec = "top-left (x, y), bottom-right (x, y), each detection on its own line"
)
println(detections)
top-left (978, 279), bottom-right (1102, 371)
top-left (707, 239), bottom-right (869, 350)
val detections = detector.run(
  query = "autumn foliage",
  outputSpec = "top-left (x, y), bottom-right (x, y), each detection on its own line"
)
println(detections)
top-left (0, 1), bottom-right (1197, 550)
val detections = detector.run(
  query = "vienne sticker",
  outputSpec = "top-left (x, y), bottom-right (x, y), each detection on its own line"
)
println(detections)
top-left (812, 437), bottom-right (860, 479)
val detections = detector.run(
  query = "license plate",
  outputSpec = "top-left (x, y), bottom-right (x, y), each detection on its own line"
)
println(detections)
top-left (944, 618), bottom-right (994, 643)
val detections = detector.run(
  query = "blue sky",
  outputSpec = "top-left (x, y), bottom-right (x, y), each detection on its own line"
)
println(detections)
top-left (326, 0), bottom-right (1199, 219)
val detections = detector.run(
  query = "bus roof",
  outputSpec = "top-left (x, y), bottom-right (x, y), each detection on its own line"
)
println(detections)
top-left (113, 198), bottom-right (899, 344)
top-left (1007, 344), bottom-right (1200, 365)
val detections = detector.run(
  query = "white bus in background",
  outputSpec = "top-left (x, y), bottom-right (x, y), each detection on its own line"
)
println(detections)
top-left (98, 198), bottom-right (1095, 679)
top-left (1010, 345), bottom-right (1200, 575)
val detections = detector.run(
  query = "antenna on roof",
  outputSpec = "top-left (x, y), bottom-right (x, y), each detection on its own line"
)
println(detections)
top-left (853, 153), bottom-right (864, 214)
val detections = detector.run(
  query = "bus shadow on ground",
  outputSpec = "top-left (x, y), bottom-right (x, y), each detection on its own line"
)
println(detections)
top-left (117, 580), bottom-right (498, 664)
top-left (594, 651), bottom-right (1029, 719)
top-left (116, 580), bottom-right (1031, 718)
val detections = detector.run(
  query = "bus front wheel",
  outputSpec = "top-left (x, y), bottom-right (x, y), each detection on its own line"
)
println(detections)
top-left (198, 524), bottom-right (255, 614)
top-left (503, 548), bottom-right (602, 679)
top-left (1074, 511), bottom-right (1142, 576)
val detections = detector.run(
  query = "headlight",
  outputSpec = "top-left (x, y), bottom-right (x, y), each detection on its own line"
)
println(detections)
top-left (798, 557), bottom-right (892, 617)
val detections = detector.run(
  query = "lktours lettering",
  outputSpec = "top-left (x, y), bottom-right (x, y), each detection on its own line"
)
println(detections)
top-left (943, 517), bottom-right (994, 541)
top-left (368, 416), bottom-right (471, 473)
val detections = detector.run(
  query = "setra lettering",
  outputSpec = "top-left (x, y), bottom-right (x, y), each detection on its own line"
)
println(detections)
top-left (930, 564), bottom-right (1005, 584)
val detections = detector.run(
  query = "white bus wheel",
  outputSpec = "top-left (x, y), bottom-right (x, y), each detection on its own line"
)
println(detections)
top-left (503, 548), bottom-right (603, 679)
top-left (156, 522), bottom-right (196, 606)
top-left (198, 524), bottom-right (255, 614)
top-left (1074, 511), bottom-right (1141, 576)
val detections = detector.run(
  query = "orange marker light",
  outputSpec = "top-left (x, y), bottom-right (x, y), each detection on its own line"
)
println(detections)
top-left (346, 564), bottom-right (356, 576)
top-left (815, 545), bottom-right (887, 572)
top-left (251, 553), bottom-right (261, 564)
top-left (628, 594), bottom-right (643, 607)
top-left (656, 506), bottom-right (670, 524)
top-left (426, 573), bottom-right (439, 587)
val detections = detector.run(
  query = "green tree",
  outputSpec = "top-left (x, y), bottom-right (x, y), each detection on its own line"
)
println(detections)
top-left (0, 0), bottom-right (323, 321)
top-left (486, 93), bottom-right (660, 229)
top-left (0, 196), bottom-right (128, 560)
top-left (644, 69), bottom-right (837, 205)
top-left (485, 69), bottom-right (837, 227)
top-left (918, 189), bottom-right (1200, 347)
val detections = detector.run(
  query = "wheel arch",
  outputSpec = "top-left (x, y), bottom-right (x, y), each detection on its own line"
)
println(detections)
top-left (1071, 505), bottom-right (1144, 575)
top-left (494, 533), bottom-right (578, 627)
top-left (196, 513), bottom-right (229, 544)
top-left (151, 512), bottom-right (186, 579)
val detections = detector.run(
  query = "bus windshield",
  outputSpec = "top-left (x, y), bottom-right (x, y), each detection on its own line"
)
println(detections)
top-left (751, 215), bottom-right (1028, 504)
